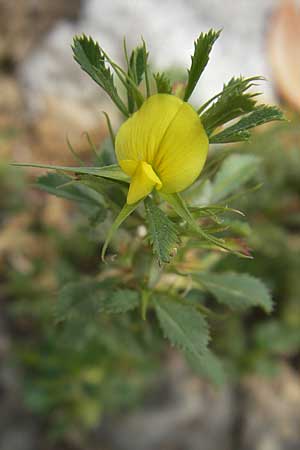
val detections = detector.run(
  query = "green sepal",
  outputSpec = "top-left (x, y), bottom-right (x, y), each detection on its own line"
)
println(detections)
top-left (11, 162), bottom-right (130, 183)
top-left (101, 201), bottom-right (140, 261)
top-left (153, 72), bottom-right (172, 94)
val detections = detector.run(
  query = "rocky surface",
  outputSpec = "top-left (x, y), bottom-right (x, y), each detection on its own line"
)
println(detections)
top-left (96, 358), bottom-right (236, 450)
top-left (0, 0), bottom-right (81, 66)
top-left (19, 0), bottom-right (279, 111)
top-left (241, 368), bottom-right (300, 450)
top-left (94, 362), bottom-right (300, 450)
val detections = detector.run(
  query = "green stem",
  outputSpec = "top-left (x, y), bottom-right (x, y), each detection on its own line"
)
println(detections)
top-left (141, 290), bottom-right (151, 320)
top-left (102, 111), bottom-right (115, 146)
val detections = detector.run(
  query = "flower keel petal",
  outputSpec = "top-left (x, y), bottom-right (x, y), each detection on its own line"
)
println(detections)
top-left (127, 161), bottom-right (162, 204)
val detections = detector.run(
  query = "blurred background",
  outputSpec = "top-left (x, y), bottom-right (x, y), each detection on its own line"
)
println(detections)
top-left (1, 0), bottom-right (300, 449)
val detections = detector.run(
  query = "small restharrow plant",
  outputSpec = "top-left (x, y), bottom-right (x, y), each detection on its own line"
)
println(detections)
top-left (13, 29), bottom-right (282, 382)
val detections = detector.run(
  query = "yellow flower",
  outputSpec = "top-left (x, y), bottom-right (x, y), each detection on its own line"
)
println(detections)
top-left (115, 94), bottom-right (209, 204)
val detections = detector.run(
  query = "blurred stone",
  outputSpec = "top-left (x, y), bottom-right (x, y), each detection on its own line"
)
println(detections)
top-left (96, 355), bottom-right (236, 450)
top-left (241, 366), bottom-right (300, 450)
top-left (19, 95), bottom-right (108, 165)
top-left (0, 76), bottom-right (23, 159)
top-left (0, 76), bottom-right (23, 117)
top-left (0, 0), bottom-right (81, 66)
top-left (94, 361), bottom-right (300, 450)
top-left (19, 0), bottom-right (278, 119)
top-left (14, 0), bottom-right (280, 165)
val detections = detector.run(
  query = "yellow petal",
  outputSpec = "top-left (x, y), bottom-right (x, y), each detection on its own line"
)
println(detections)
top-left (115, 94), bottom-right (183, 165)
top-left (127, 161), bottom-right (162, 204)
top-left (119, 159), bottom-right (138, 176)
top-left (154, 102), bottom-right (209, 193)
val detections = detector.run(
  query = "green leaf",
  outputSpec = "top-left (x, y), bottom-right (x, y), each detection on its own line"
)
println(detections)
top-left (144, 197), bottom-right (180, 264)
top-left (55, 280), bottom-right (109, 322)
top-left (153, 72), bottom-right (172, 94)
top-left (36, 173), bottom-right (101, 205)
top-left (154, 296), bottom-right (209, 355)
top-left (201, 76), bottom-right (263, 135)
top-left (103, 289), bottom-right (140, 313)
top-left (72, 35), bottom-right (129, 117)
top-left (210, 105), bottom-right (285, 143)
top-left (130, 45), bottom-right (146, 86)
top-left (184, 29), bottom-right (221, 101)
top-left (78, 174), bottom-right (125, 210)
top-left (154, 291), bottom-right (224, 385)
top-left (12, 162), bottom-right (130, 183)
top-left (194, 272), bottom-right (273, 312)
top-left (88, 207), bottom-right (108, 226)
top-left (101, 201), bottom-right (140, 260)
top-left (159, 192), bottom-right (196, 227)
top-left (160, 193), bottom-right (244, 256)
top-left (185, 349), bottom-right (225, 385)
top-left (211, 154), bottom-right (261, 202)
top-left (55, 281), bottom-right (139, 322)
top-left (126, 44), bottom-right (147, 112)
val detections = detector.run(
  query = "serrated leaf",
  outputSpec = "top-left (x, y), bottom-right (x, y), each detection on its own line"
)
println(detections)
top-left (127, 44), bottom-right (147, 112)
top-left (153, 72), bottom-right (172, 94)
top-left (160, 192), bottom-right (244, 256)
top-left (72, 35), bottom-right (129, 117)
top-left (130, 45), bottom-right (145, 86)
top-left (201, 76), bottom-right (263, 135)
top-left (144, 197), bottom-right (180, 264)
top-left (55, 280), bottom-right (110, 322)
top-left (194, 272), bottom-right (273, 312)
top-left (185, 349), bottom-right (225, 385)
top-left (101, 289), bottom-right (139, 313)
top-left (12, 162), bottom-right (130, 183)
top-left (154, 296), bottom-right (209, 355)
top-left (211, 153), bottom-right (261, 202)
top-left (78, 174), bottom-right (126, 210)
top-left (55, 281), bottom-right (139, 323)
top-left (35, 173), bottom-right (101, 205)
top-left (210, 105), bottom-right (285, 143)
top-left (184, 29), bottom-right (221, 101)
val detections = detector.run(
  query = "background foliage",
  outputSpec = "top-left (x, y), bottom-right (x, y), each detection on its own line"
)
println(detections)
top-left (2, 116), bottom-right (300, 445)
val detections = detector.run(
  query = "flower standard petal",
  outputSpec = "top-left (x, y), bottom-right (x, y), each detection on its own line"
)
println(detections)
top-left (115, 94), bottom-right (183, 165)
top-left (153, 102), bottom-right (209, 193)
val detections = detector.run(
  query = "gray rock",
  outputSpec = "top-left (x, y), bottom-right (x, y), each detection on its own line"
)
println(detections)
top-left (240, 367), bottom-right (300, 450)
top-left (18, 0), bottom-right (278, 126)
top-left (95, 357), bottom-right (236, 450)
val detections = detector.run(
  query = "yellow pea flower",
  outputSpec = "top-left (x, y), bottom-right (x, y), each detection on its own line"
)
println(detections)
top-left (115, 94), bottom-right (209, 204)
